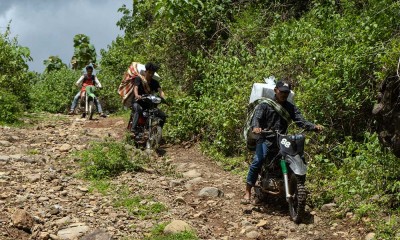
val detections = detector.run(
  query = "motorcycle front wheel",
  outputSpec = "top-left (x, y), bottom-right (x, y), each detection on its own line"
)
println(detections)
top-left (146, 125), bottom-right (162, 150)
top-left (288, 174), bottom-right (306, 223)
top-left (87, 100), bottom-right (95, 120)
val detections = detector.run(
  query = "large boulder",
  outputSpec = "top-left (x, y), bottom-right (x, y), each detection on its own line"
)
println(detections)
top-left (163, 220), bottom-right (193, 234)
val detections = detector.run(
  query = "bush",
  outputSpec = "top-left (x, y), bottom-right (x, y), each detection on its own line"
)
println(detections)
top-left (30, 69), bottom-right (80, 113)
top-left (0, 90), bottom-right (24, 124)
top-left (78, 140), bottom-right (146, 180)
top-left (0, 27), bottom-right (32, 123)
top-left (308, 132), bottom-right (400, 237)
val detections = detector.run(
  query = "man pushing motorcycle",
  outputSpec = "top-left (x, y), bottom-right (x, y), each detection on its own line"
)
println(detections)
top-left (242, 79), bottom-right (323, 205)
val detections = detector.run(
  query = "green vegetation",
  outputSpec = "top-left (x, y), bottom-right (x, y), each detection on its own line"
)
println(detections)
top-left (114, 186), bottom-right (167, 218)
top-left (0, 26), bottom-right (32, 123)
top-left (30, 68), bottom-right (80, 113)
top-left (70, 34), bottom-right (97, 70)
top-left (78, 140), bottom-right (147, 180)
top-left (1, 0), bottom-right (400, 237)
top-left (78, 141), bottom-right (168, 219)
top-left (43, 55), bottom-right (67, 73)
top-left (308, 133), bottom-right (400, 235)
top-left (88, 179), bottom-right (111, 195)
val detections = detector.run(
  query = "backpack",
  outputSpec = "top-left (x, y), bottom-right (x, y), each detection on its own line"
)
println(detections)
top-left (243, 98), bottom-right (291, 151)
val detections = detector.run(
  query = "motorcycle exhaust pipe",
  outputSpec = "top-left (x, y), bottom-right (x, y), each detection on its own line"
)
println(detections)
top-left (263, 189), bottom-right (281, 195)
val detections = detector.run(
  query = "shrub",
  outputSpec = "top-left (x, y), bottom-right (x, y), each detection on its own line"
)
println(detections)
top-left (0, 90), bottom-right (24, 124)
top-left (78, 140), bottom-right (147, 180)
top-left (0, 26), bottom-right (32, 122)
top-left (30, 68), bottom-right (80, 113)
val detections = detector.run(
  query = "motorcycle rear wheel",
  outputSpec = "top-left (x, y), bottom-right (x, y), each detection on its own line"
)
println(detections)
top-left (288, 174), bottom-right (306, 223)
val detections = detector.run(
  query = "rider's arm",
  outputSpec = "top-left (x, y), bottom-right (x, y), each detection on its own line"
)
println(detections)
top-left (291, 104), bottom-right (319, 131)
top-left (94, 76), bottom-right (102, 88)
top-left (75, 76), bottom-right (84, 87)
top-left (134, 86), bottom-right (141, 100)
top-left (158, 88), bottom-right (165, 99)
top-left (251, 103), bottom-right (268, 134)
top-left (133, 77), bottom-right (142, 100)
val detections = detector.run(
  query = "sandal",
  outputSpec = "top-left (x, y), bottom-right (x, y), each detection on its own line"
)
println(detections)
top-left (240, 198), bottom-right (251, 205)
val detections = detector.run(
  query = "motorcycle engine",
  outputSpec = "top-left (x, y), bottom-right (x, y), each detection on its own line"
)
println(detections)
top-left (261, 178), bottom-right (283, 192)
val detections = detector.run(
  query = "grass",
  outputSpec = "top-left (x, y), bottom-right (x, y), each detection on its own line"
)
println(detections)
top-left (88, 179), bottom-right (112, 195)
top-left (114, 185), bottom-right (167, 218)
top-left (27, 148), bottom-right (40, 155)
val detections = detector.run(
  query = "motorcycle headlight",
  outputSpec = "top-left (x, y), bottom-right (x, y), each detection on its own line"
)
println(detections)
top-left (150, 96), bottom-right (162, 104)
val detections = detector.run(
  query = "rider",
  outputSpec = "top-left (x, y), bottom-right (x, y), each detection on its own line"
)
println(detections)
top-left (130, 62), bottom-right (166, 134)
top-left (68, 65), bottom-right (106, 117)
top-left (242, 79), bottom-right (323, 204)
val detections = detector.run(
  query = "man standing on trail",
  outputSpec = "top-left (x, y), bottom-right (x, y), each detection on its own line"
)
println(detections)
top-left (68, 65), bottom-right (107, 118)
top-left (242, 80), bottom-right (323, 205)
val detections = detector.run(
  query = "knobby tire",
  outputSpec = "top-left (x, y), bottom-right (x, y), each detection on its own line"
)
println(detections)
top-left (87, 100), bottom-right (95, 120)
top-left (288, 174), bottom-right (306, 223)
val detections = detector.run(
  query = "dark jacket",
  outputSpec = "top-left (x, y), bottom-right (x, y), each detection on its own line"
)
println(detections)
top-left (251, 96), bottom-right (316, 145)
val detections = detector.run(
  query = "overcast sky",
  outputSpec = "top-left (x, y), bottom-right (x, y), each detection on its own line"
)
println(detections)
top-left (0, 0), bottom-right (131, 72)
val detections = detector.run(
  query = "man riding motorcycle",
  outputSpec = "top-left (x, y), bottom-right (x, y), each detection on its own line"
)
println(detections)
top-left (242, 79), bottom-right (323, 205)
top-left (68, 65), bottom-right (106, 117)
top-left (119, 62), bottom-right (167, 135)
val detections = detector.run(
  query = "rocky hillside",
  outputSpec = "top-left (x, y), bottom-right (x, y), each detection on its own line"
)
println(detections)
top-left (0, 113), bottom-right (374, 240)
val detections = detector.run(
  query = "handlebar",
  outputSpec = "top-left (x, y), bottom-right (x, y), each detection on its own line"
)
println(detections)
top-left (139, 94), bottom-right (171, 106)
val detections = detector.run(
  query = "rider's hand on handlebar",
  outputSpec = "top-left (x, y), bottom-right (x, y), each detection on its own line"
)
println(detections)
top-left (252, 127), bottom-right (262, 134)
top-left (135, 95), bottom-right (142, 101)
top-left (314, 124), bottom-right (324, 132)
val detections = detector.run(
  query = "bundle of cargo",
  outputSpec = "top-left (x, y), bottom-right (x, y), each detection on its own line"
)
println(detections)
top-left (118, 62), bottom-right (161, 108)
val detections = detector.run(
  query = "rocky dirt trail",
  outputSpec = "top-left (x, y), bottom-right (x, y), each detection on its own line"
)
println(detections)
top-left (0, 113), bottom-right (370, 240)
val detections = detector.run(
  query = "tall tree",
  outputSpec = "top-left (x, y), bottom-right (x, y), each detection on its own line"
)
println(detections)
top-left (43, 55), bottom-right (67, 73)
top-left (70, 34), bottom-right (97, 70)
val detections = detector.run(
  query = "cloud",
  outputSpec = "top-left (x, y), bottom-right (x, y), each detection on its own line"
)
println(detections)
top-left (0, 0), bottom-right (130, 72)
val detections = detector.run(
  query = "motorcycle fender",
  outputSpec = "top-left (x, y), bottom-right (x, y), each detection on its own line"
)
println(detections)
top-left (151, 117), bottom-right (161, 126)
top-left (285, 155), bottom-right (307, 175)
top-left (85, 86), bottom-right (96, 98)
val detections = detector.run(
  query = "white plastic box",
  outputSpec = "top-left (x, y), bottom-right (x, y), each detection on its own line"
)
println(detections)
top-left (249, 76), bottom-right (294, 104)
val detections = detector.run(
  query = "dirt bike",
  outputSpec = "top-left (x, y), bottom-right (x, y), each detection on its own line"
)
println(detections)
top-left (127, 94), bottom-right (165, 150)
top-left (254, 128), bottom-right (309, 223)
top-left (77, 86), bottom-right (97, 120)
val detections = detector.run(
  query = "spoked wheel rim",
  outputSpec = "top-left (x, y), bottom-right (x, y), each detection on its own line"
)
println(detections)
top-left (147, 125), bottom-right (162, 150)
top-left (288, 174), bottom-right (306, 223)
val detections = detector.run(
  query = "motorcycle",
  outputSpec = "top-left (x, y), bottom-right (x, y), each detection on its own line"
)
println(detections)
top-left (254, 128), bottom-right (308, 223)
top-left (127, 94), bottom-right (164, 150)
top-left (77, 86), bottom-right (98, 120)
